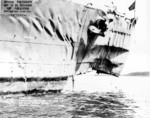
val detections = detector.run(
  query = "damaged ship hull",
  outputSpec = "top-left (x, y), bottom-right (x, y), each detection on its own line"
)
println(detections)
top-left (0, 0), bottom-right (135, 94)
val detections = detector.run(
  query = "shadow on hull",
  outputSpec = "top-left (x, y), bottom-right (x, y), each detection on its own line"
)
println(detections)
top-left (0, 77), bottom-right (68, 95)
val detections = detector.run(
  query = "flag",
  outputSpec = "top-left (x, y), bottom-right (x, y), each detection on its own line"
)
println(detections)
top-left (129, 1), bottom-right (135, 11)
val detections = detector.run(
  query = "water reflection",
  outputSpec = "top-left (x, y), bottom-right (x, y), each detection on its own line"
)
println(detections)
top-left (68, 91), bottom-right (137, 118)
top-left (0, 91), bottom-right (137, 118)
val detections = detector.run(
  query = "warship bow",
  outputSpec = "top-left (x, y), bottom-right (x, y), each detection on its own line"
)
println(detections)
top-left (0, 0), bottom-right (136, 94)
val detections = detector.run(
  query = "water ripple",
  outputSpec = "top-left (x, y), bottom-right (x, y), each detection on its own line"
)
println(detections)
top-left (0, 91), bottom-right (138, 118)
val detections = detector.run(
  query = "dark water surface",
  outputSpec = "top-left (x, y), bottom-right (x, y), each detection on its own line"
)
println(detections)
top-left (0, 91), bottom-right (138, 118)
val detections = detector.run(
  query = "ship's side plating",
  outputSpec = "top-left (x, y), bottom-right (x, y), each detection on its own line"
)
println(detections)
top-left (0, 0), bottom-right (135, 94)
top-left (0, 0), bottom-right (103, 93)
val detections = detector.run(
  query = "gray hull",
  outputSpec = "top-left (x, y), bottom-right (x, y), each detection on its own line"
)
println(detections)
top-left (0, 0), bottom-right (135, 94)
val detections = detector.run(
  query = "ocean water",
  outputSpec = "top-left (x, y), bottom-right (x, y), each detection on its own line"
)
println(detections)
top-left (0, 73), bottom-right (150, 118)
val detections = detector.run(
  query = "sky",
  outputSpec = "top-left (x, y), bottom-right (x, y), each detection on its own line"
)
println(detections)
top-left (73, 0), bottom-right (150, 73)
top-left (121, 0), bottom-right (150, 73)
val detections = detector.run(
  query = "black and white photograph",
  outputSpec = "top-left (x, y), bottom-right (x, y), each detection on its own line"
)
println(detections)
top-left (0, 0), bottom-right (149, 117)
